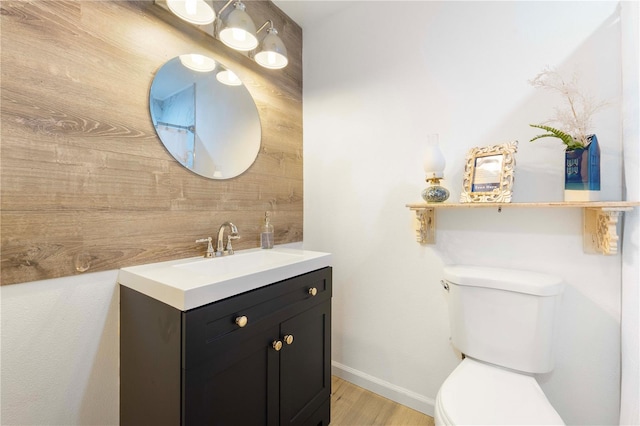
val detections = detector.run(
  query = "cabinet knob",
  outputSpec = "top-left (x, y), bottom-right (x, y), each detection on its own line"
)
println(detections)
top-left (308, 287), bottom-right (318, 296)
top-left (272, 340), bottom-right (283, 351)
top-left (235, 316), bottom-right (248, 328)
top-left (284, 334), bottom-right (294, 345)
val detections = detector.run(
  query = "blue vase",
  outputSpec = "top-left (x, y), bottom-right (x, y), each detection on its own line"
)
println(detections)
top-left (564, 134), bottom-right (600, 201)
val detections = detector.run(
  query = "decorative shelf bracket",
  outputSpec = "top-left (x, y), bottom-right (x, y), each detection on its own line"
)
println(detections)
top-left (414, 208), bottom-right (435, 244)
top-left (583, 207), bottom-right (632, 255)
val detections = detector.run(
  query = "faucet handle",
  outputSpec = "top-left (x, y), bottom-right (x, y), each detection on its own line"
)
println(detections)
top-left (226, 234), bottom-right (240, 255)
top-left (196, 237), bottom-right (214, 258)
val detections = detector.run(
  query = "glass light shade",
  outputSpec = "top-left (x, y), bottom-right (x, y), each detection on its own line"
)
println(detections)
top-left (255, 29), bottom-right (288, 69)
top-left (219, 2), bottom-right (258, 51)
top-left (179, 54), bottom-right (216, 72)
top-left (423, 134), bottom-right (445, 179)
top-left (167, 0), bottom-right (215, 25)
top-left (216, 69), bottom-right (242, 86)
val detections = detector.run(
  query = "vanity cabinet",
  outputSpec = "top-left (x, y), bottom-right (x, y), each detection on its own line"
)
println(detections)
top-left (121, 267), bottom-right (332, 426)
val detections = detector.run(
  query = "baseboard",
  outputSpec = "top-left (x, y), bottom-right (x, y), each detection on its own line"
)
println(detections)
top-left (331, 361), bottom-right (435, 417)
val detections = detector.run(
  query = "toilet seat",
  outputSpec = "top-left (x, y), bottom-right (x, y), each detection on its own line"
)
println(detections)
top-left (435, 358), bottom-right (564, 425)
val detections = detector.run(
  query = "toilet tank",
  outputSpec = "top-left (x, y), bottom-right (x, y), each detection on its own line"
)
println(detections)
top-left (443, 265), bottom-right (564, 374)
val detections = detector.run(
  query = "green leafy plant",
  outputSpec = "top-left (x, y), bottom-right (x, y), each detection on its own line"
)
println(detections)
top-left (529, 67), bottom-right (606, 151)
top-left (529, 124), bottom-right (585, 151)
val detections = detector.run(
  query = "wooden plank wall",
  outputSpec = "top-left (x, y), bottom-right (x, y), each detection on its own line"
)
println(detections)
top-left (0, 0), bottom-right (303, 285)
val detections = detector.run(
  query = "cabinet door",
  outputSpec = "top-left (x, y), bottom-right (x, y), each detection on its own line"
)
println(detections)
top-left (279, 301), bottom-right (331, 426)
top-left (183, 324), bottom-right (281, 426)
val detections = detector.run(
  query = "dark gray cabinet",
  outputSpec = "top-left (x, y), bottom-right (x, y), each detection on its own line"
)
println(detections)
top-left (121, 267), bottom-right (332, 426)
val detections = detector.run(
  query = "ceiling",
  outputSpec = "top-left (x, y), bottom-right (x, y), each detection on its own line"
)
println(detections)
top-left (272, 0), bottom-right (352, 28)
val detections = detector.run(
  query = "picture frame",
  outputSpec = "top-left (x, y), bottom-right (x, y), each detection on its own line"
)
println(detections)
top-left (460, 141), bottom-right (518, 203)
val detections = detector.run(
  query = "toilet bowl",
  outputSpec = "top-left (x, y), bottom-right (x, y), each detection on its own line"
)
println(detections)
top-left (436, 265), bottom-right (566, 426)
top-left (434, 358), bottom-right (564, 425)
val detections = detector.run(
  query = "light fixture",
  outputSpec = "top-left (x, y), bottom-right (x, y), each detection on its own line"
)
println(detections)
top-left (218, 1), bottom-right (258, 51)
top-left (167, 0), bottom-right (215, 25)
top-left (216, 69), bottom-right (242, 86)
top-left (179, 53), bottom-right (216, 72)
top-left (421, 134), bottom-right (450, 203)
top-left (163, 0), bottom-right (288, 69)
top-left (254, 21), bottom-right (288, 69)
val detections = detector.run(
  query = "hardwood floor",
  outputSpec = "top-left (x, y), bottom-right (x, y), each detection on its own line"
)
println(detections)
top-left (330, 376), bottom-right (435, 426)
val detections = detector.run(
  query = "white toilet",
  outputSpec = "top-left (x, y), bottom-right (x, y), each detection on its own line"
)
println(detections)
top-left (435, 265), bottom-right (565, 425)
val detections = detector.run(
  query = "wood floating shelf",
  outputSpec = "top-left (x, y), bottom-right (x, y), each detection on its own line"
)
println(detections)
top-left (406, 201), bottom-right (640, 256)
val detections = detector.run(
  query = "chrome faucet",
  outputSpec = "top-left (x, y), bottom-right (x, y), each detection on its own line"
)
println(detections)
top-left (216, 222), bottom-right (240, 256)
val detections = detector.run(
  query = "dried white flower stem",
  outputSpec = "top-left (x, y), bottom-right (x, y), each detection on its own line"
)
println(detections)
top-left (530, 66), bottom-right (606, 146)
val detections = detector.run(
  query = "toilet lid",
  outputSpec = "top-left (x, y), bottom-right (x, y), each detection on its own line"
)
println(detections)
top-left (438, 358), bottom-right (564, 425)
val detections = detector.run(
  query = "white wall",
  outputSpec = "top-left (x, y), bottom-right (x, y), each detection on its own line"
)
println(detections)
top-left (302, 2), bottom-right (635, 425)
top-left (0, 272), bottom-right (119, 425)
top-left (620, 1), bottom-right (640, 425)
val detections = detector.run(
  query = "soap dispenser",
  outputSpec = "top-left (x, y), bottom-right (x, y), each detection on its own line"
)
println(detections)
top-left (260, 211), bottom-right (274, 249)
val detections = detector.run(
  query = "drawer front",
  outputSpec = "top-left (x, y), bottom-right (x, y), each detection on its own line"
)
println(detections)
top-left (183, 267), bottom-right (332, 369)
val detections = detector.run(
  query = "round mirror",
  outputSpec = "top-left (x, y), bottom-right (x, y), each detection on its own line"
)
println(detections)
top-left (149, 55), bottom-right (261, 179)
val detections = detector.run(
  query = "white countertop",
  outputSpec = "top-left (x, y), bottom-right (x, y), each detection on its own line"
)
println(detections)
top-left (117, 246), bottom-right (332, 311)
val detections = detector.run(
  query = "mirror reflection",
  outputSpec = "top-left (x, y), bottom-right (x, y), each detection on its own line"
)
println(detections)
top-left (149, 54), bottom-right (261, 179)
